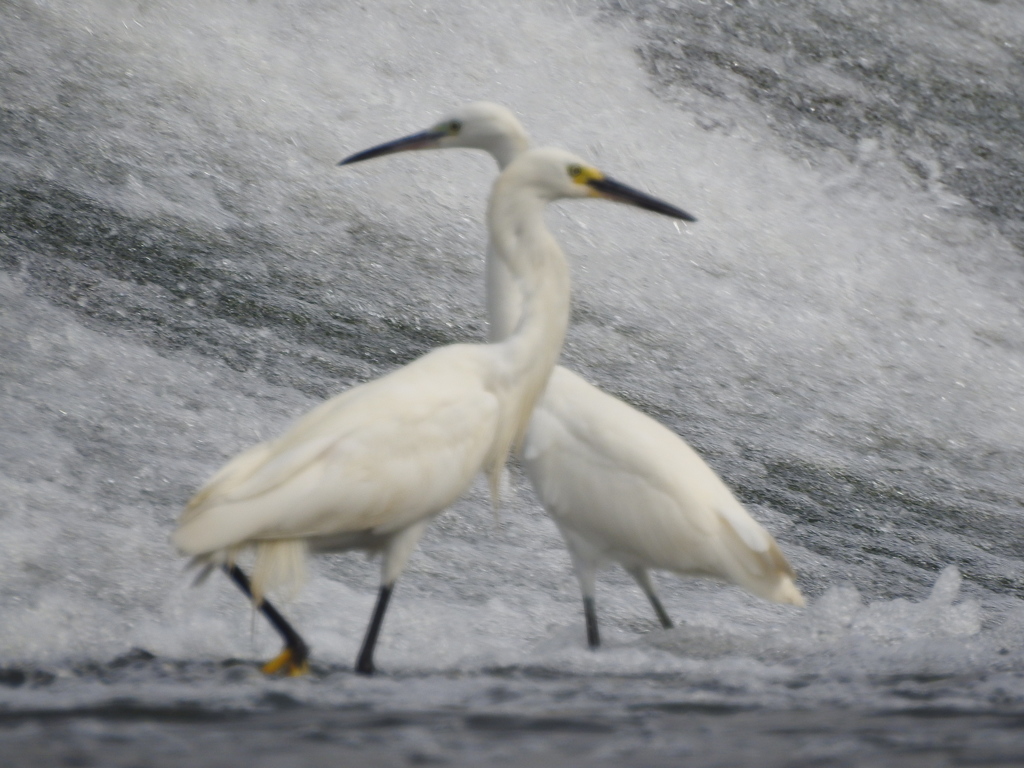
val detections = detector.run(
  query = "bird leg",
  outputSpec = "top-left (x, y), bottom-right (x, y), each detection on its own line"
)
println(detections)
top-left (646, 592), bottom-right (674, 630)
top-left (583, 595), bottom-right (600, 649)
top-left (626, 566), bottom-right (674, 630)
top-left (223, 564), bottom-right (310, 676)
top-left (355, 583), bottom-right (394, 675)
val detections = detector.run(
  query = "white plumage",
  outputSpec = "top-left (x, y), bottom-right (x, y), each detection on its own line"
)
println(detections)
top-left (176, 346), bottom-right (504, 587)
top-left (524, 366), bottom-right (802, 605)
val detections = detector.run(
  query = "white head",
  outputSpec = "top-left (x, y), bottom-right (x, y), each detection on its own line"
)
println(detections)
top-left (339, 102), bottom-right (530, 169)
top-left (497, 147), bottom-right (697, 220)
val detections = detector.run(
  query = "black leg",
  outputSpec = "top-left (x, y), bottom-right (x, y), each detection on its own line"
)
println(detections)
top-left (626, 567), bottom-right (674, 631)
top-left (356, 584), bottom-right (394, 675)
top-left (647, 591), bottom-right (674, 630)
top-left (223, 564), bottom-right (310, 674)
top-left (583, 595), bottom-right (600, 649)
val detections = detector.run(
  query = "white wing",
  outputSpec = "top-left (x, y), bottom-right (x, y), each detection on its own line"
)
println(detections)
top-left (524, 367), bottom-right (800, 603)
top-left (174, 346), bottom-right (499, 555)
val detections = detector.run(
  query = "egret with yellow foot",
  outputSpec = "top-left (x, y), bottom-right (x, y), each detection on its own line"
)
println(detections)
top-left (174, 145), bottom-right (695, 673)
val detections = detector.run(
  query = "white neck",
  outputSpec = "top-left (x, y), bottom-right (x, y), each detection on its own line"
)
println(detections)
top-left (489, 132), bottom-right (530, 172)
top-left (482, 172), bottom-right (570, 491)
top-left (484, 137), bottom-right (530, 344)
top-left (485, 247), bottom-right (523, 344)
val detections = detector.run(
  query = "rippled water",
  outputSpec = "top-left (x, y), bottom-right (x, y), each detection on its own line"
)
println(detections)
top-left (3, 0), bottom-right (1024, 764)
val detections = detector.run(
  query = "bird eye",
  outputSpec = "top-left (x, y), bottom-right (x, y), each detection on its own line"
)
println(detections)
top-left (449, 120), bottom-right (462, 135)
top-left (567, 164), bottom-right (584, 179)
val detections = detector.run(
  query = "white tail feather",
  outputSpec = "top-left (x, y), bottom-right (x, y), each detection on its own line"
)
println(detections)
top-left (250, 540), bottom-right (308, 603)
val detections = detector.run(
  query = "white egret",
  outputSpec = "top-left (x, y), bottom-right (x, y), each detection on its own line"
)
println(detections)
top-left (174, 146), bottom-right (695, 675)
top-left (340, 104), bottom-right (804, 649)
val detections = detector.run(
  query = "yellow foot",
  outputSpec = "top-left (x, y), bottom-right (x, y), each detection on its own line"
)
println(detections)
top-left (261, 647), bottom-right (309, 677)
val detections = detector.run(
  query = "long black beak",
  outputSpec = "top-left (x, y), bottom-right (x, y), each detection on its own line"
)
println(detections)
top-left (338, 129), bottom-right (447, 166)
top-left (587, 176), bottom-right (697, 222)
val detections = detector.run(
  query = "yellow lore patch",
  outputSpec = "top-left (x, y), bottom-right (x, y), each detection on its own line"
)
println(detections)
top-left (567, 163), bottom-right (604, 185)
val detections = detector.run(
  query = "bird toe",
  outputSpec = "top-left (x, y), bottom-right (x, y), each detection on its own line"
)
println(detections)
top-left (261, 647), bottom-right (309, 677)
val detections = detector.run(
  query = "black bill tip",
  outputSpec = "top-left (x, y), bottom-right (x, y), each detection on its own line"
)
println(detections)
top-left (587, 176), bottom-right (697, 222)
top-left (338, 129), bottom-right (446, 166)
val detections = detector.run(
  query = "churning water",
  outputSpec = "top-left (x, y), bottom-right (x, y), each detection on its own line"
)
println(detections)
top-left (3, 0), bottom-right (1024, 764)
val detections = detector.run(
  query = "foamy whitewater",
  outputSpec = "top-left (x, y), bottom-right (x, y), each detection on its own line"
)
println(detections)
top-left (3, 0), bottom-right (1024, 763)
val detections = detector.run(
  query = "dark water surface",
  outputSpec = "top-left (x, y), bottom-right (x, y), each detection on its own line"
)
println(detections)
top-left (3, 656), bottom-right (1024, 767)
top-left (8, 706), bottom-right (1024, 767)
